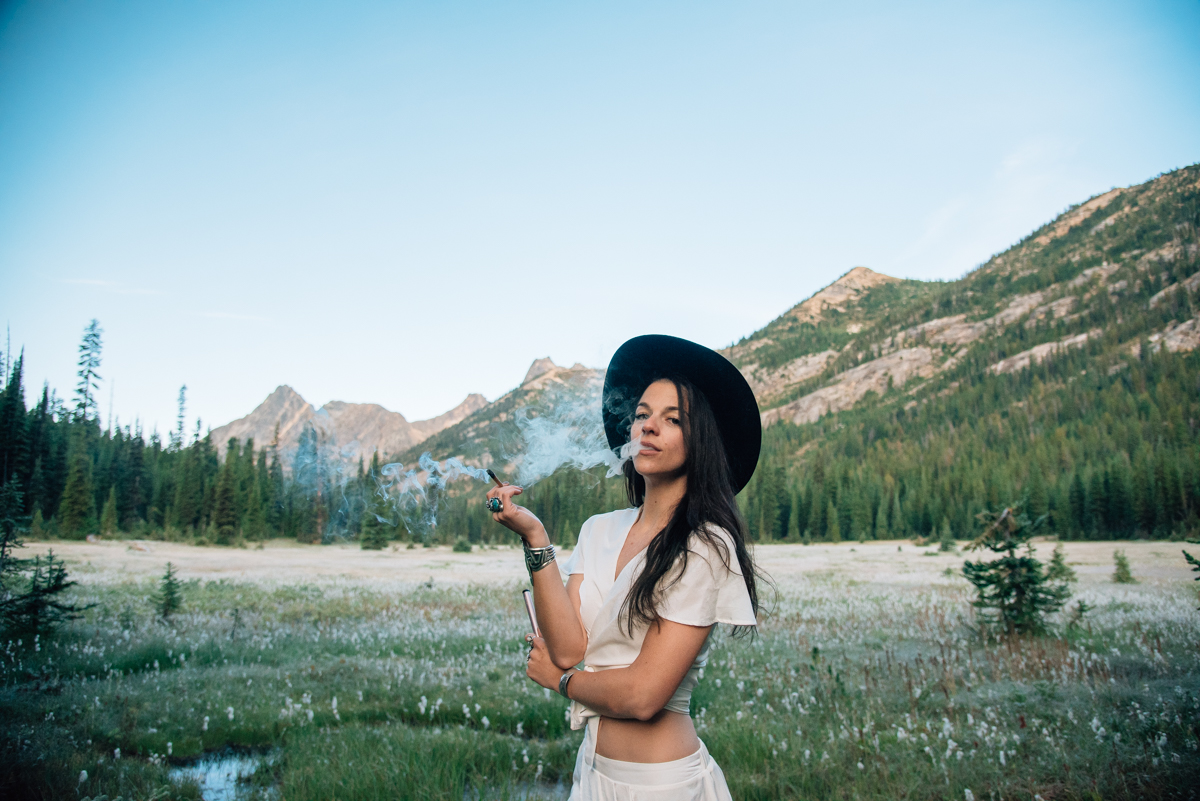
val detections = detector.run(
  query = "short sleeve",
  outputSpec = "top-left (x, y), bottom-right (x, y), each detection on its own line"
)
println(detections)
top-left (656, 527), bottom-right (756, 627)
top-left (557, 517), bottom-right (592, 580)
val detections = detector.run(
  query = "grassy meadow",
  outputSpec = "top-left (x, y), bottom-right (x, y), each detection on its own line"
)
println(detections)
top-left (2, 539), bottom-right (1198, 800)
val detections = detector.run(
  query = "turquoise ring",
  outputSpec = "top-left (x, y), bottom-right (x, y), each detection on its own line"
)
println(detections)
top-left (487, 498), bottom-right (503, 513)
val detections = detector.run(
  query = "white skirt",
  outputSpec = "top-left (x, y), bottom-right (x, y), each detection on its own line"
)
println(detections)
top-left (569, 718), bottom-right (734, 801)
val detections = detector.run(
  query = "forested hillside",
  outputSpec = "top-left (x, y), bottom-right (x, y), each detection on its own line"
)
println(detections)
top-left (1, 165), bottom-right (1196, 546)
top-left (427, 164), bottom-right (1200, 546)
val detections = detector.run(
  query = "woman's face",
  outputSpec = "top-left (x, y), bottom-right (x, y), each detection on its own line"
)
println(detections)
top-left (630, 379), bottom-right (687, 480)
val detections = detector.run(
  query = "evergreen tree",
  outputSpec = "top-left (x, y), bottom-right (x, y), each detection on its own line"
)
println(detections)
top-left (826, 499), bottom-right (841, 542)
top-left (890, 491), bottom-right (904, 538)
top-left (786, 491), bottom-right (801, 541)
top-left (1112, 550), bottom-right (1136, 584)
top-left (2, 550), bottom-right (88, 636)
top-left (1026, 466), bottom-right (1048, 521)
top-left (244, 472), bottom-right (266, 539)
top-left (99, 486), bottom-right (118, 536)
top-left (0, 478), bottom-right (29, 594)
top-left (1183, 550), bottom-right (1200, 609)
top-left (1068, 473), bottom-right (1086, 539)
top-left (1046, 542), bottom-right (1076, 583)
top-left (59, 451), bottom-right (97, 537)
top-left (807, 486), bottom-right (824, 539)
top-left (874, 501), bottom-right (889, 540)
top-left (213, 459), bottom-right (238, 545)
top-left (74, 320), bottom-right (103, 423)
top-left (938, 516), bottom-right (955, 551)
top-left (156, 562), bottom-right (183, 618)
top-left (360, 492), bottom-right (388, 550)
top-left (962, 505), bottom-right (1071, 636)
top-left (0, 353), bottom-right (28, 489)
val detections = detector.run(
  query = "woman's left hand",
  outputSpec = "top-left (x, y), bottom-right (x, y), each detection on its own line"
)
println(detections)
top-left (525, 634), bottom-right (564, 691)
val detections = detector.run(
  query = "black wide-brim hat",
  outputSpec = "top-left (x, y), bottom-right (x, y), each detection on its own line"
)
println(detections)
top-left (602, 334), bottom-right (762, 493)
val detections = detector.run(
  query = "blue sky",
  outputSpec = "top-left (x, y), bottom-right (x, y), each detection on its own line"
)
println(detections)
top-left (0, 0), bottom-right (1197, 434)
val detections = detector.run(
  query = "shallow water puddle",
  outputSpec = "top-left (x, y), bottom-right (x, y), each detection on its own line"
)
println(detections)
top-left (168, 748), bottom-right (278, 800)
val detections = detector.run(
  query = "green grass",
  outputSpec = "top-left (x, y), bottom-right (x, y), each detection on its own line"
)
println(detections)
top-left (3, 571), bottom-right (1199, 800)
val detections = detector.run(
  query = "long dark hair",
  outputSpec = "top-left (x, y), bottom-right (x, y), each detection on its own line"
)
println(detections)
top-left (619, 375), bottom-right (764, 636)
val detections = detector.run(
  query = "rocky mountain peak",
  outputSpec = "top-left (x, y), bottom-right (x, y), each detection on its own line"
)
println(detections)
top-left (522, 357), bottom-right (558, 386)
top-left (786, 266), bottom-right (899, 325)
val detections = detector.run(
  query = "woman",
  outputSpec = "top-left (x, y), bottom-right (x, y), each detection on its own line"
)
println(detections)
top-left (486, 334), bottom-right (764, 800)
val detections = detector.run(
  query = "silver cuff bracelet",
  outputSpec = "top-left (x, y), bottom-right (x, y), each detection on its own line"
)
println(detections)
top-left (524, 543), bottom-right (556, 582)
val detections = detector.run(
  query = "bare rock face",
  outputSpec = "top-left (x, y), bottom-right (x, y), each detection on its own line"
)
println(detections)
top-left (762, 347), bottom-right (936, 426)
top-left (523, 358), bottom-right (558, 386)
top-left (988, 330), bottom-right (1100, 375)
top-left (1033, 188), bottom-right (1122, 245)
top-left (740, 350), bottom-right (838, 402)
top-left (210, 386), bottom-right (315, 455)
top-left (784, 266), bottom-right (899, 326)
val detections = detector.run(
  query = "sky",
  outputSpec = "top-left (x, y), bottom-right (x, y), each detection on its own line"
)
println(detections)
top-left (0, 0), bottom-right (1197, 436)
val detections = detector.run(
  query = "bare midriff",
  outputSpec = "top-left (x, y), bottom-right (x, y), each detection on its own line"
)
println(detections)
top-left (595, 710), bottom-right (700, 763)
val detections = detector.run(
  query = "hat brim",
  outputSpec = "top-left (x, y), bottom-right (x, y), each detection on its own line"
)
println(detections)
top-left (603, 335), bottom-right (762, 494)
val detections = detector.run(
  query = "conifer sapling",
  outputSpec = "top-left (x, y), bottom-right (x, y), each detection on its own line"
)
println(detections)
top-left (962, 505), bottom-right (1071, 636)
top-left (1112, 549), bottom-right (1136, 584)
top-left (157, 562), bottom-right (183, 619)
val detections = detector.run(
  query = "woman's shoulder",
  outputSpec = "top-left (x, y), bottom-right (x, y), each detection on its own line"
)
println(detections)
top-left (581, 508), bottom-right (639, 533)
top-left (685, 524), bottom-right (744, 576)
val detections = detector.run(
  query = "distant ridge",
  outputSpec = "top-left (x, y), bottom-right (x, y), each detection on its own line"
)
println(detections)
top-left (210, 387), bottom-right (487, 465)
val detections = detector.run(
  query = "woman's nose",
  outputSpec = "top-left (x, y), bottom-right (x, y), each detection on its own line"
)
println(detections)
top-left (640, 415), bottom-right (658, 434)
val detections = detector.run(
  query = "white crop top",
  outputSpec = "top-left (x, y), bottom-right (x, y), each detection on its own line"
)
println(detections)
top-left (557, 508), bottom-right (757, 730)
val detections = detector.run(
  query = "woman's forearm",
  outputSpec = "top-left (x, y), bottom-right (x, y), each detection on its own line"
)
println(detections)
top-left (528, 527), bottom-right (587, 667)
top-left (565, 666), bottom-right (652, 720)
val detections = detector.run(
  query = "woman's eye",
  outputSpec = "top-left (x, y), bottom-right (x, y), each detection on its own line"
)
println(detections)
top-left (634, 412), bottom-right (649, 421)
top-left (667, 418), bottom-right (680, 425)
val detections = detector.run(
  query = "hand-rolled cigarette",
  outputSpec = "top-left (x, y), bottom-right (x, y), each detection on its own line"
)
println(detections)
top-left (486, 469), bottom-right (505, 488)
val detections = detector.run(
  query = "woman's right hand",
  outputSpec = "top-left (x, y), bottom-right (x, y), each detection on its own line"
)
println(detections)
top-left (486, 483), bottom-right (550, 546)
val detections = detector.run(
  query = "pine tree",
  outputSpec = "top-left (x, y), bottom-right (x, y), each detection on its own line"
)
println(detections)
top-left (360, 493), bottom-right (388, 550)
top-left (74, 320), bottom-right (103, 423)
top-left (1183, 550), bottom-right (1200, 609)
top-left (1112, 550), bottom-right (1136, 584)
top-left (938, 516), bottom-right (955, 551)
top-left (244, 472), bottom-right (266, 540)
top-left (0, 478), bottom-right (29, 593)
top-left (59, 451), bottom-right (97, 538)
top-left (2, 550), bottom-right (89, 636)
top-left (0, 353), bottom-right (28, 488)
top-left (1068, 473), bottom-right (1086, 539)
top-left (962, 505), bottom-right (1071, 636)
top-left (213, 459), bottom-right (238, 545)
top-left (1086, 471), bottom-right (1105, 536)
top-left (99, 486), bottom-right (118, 536)
top-left (874, 501), bottom-right (889, 540)
top-left (807, 486), bottom-right (824, 540)
top-left (826, 499), bottom-right (841, 542)
top-left (891, 491), bottom-right (904, 537)
top-left (1046, 542), bottom-right (1076, 583)
top-left (1026, 466), bottom-right (1048, 520)
top-left (156, 562), bottom-right (183, 618)
top-left (786, 491), bottom-right (801, 541)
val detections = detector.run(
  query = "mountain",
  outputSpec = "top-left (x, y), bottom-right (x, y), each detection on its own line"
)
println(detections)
top-left (395, 357), bottom-right (602, 471)
top-left (209, 386), bottom-right (488, 465)
top-left (413, 164), bottom-right (1200, 545)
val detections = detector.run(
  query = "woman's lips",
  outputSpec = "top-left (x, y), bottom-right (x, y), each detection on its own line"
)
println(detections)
top-left (638, 444), bottom-right (661, 454)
